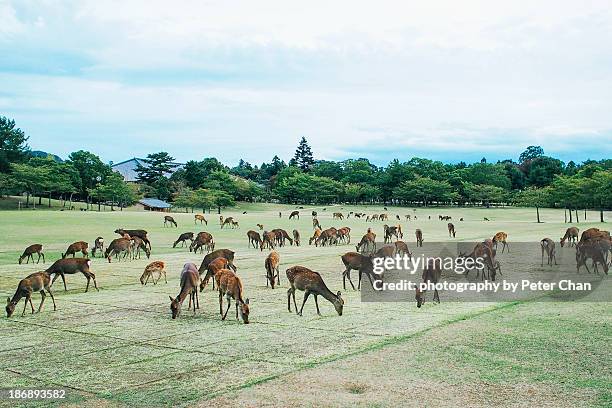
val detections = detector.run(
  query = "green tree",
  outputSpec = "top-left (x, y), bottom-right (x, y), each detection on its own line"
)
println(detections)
top-left (591, 170), bottom-right (612, 222)
top-left (89, 172), bottom-right (137, 211)
top-left (292, 137), bottom-right (315, 172)
top-left (0, 116), bottom-right (30, 173)
top-left (519, 146), bottom-right (544, 163)
top-left (67, 150), bottom-right (111, 196)
top-left (394, 177), bottom-right (456, 206)
top-left (135, 152), bottom-right (175, 184)
top-left (513, 186), bottom-right (552, 223)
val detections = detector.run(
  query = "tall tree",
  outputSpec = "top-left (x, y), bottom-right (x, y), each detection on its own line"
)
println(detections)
top-left (519, 146), bottom-right (544, 163)
top-left (0, 116), bottom-right (30, 173)
top-left (292, 137), bottom-right (315, 172)
top-left (135, 152), bottom-right (175, 185)
top-left (67, 150), bottom-right (112, 196)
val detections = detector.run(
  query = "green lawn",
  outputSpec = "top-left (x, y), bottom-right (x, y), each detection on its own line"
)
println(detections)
top-left (0, 204), bottom-right (609, 407)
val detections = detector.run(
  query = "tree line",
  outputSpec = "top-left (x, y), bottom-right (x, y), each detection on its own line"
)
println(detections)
top-left (1, 117), bottom-right (610, 219)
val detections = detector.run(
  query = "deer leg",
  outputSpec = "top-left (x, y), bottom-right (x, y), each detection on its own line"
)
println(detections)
top-left (188, 292), bottom-right (192, 311)
top-left (219, 291), bottom-right (224, 316)
top-left (298, 290), bottom-right (311, 316)
top-left (314, 295), bottom-right (321, 316)
top-left (287, 288), bottom-right (293, 312)
top-left (276, 268), bottom-right (281, 285)
top-left (37, 290), bottom-right (46, 312)
top-left (222, 297), bottom-right (232, 320)
top-left (22, 296), bottom-right (30, 316)
top-left (89, 272), bottom-right (99, 292)
top-left (434, 289), bottom-right (440, 304)
top-left (144, 273), bottom-right (151, 285)
top-left (46, 285), bottom-right (56, 311)
top-left (60, 273), bottom-right (67, 291)
top-left (195, 288), bottom-right (199, 310)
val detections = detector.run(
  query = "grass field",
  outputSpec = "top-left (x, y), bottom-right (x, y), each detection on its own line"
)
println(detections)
top-left (0, 203), bottom-right (610, 407)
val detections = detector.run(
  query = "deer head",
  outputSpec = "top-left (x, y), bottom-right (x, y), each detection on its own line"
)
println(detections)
top-left (333, 292), bottom-right (344, 316)
top-left (6, 297), bottom-right (16, 318)
top-left (169, 296), bottom-right (181, 319)
top-left (238, 298), bottom-right (250, 324)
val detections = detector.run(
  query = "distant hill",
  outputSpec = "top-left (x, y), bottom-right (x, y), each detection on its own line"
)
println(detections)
top-left (31, 151), bottom-right (64, 162)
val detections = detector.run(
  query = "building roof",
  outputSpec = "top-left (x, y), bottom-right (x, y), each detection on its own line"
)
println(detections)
top-left (138, 198), bottom-right (172, 209)
top-left (111, 158), bottom-right (185, 182)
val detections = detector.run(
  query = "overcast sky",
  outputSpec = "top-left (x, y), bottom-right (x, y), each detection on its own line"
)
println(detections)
top-left (1, 0), bottom-right (611, 166)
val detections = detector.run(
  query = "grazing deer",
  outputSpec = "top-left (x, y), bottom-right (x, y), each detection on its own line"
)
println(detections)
top-left (333, 212), bottom-right (344, 220)
top-left (492, 232), bottom-right (509, 253)
top-left (576, 240), bottom-right (609, 275)
top-left (560, 227), bottom-right (579, 247)
top-left (6, 272), bottom-right (56, 317)
top-left (46, 258), bottom-right (98, 292)
top-left (260, 231), bottom-right (276, 251)
top-left (173, 232), bottom-right (195, 248)
top-left (216, 268), bottom-right (250, 323)
top-left (189, 232), bottom-right (215, 254)
top-left (311, 211), bottom-right (317, 217)
top-left (415, 229), bottom-right (423, 247)
top-left (394, 241), bottom-right (411, 258)
top-left (194, 214), bottom-right (208, 225)
top-left (199, 257), bottom-right (232, 291)
top-left (447, 223), bottom-right (456, 238)
top-left (19, 244), bottom-right (45, 264)
top-left (131, 236), bottom-right (151, 259)
top-left (272, 228), bottom-right (293, 247)
top-left (140, 261), bottom-right (167, 285)
top-left (415, 258), bottom-right (442, 308)
top-left (105, 238), bottom-right (132, 262)
top-left (265, 251), bottom-right (281, 288)
top-left (286, 266), bottom-right (344, 316)
top-left (219, 215), bottom-right (224, 225)
top-left (355, 232), bottom-right (376, 254)
top-left (231, 220), bottom-right (239, 229)
top-left (309, 228), bottom-right (321, 245)
top-left (62, 241), bottom-right (89, 258)
top-left (312, 217), bottom-right (321, 230)
top-left (257, 223), bottom-right (264, 230)
top-left (164, 215), bottom-right (178, 227)
top-left (289, 210), bottom-right (300, 220)
top-left (293, 229), bottom-right (301, 246)
top-left (337, 227), bottom-right (351, 244)
top-left (115, 229), bottom-right (151, 249)
top-left (221, 217), bottom-right (234, 229)
top-left (169, 263), bottom-right (200, 319)
top-left (247, 230), bottom-right (263, 249)
top-left (92, 237), bottom-right (104, 258)
top-left (540, 238), bottom-right (557, 267)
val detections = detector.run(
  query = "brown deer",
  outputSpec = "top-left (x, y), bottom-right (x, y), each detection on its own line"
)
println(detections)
top-left (333, 212), bottom-right (344, 220)
top-left (115, 229), bottom-right (151, 249)
top-left (272, 228), bottom-right (293, 247)
top-left (169, 263), bottom-right (200, 319)
top-left (131, 236), bottom-right (151, 259)
top-left (92, 237), bottom-right (104, 258)
top-left (231, 220), bottom-right (239, 229)
top-left (200, 257), bottom-right (232, 291)
top-left (19, 244), bottom-right (45, 264)
top-left (194, 214), bottom-right (208, 225)
top-left (286, 266), bottom-right (344, 316)
top-left (576, 239), bottom-right (609, 275)
top-left (260, 231), bottom-right (276, 251)
top-left (309, 228), bottom-right (322, 245)
top-left (62, 241), bottom-right (89, 258)
top-left (105, 238), bottom-right (132, 262)
top-left (257, 223), bottom-right (264, 230)
top-left (221, 217), bottom-right (234, 229)
top-left (198, 249), bottom-right (237, 288)
top-left (492, 232), bottom-right (509, 253)
top-left (164, 215), bottom-right (177, 227)
top-left (394, 241), bottom-right (411, 258)
top-left (355, 232), bottom-right (376, 254)
top-left (189, 232), bottom-right (215, 254)
top-left (216, 268), bottom-right (250, 323)
top-left (140, 261), bottom-right (167, 285)
top-left (6, 272), bottom-right (56, 317)
top-left (46, 258), bottom-right (98, 292)
top-left (447, 223), bottom-right (456, 238)
top-left (560, 227), bottom-right (579, 247)
top-left (340, 252), bottom-right (379, 290)
top-left (173, 232), bottom-right (195, 248)
top-left (265, 251), bottom-right (281, 288)
top-left (540, 238), bottom-right (557, 267)
top-left (293, 229), bottom-right (301, 246)
top-left (289, 210), bottom-right (300, 220)
top-left (415, 229), bottom-right (423, 247)
top-left (247, 230), bottom-right (262, 249)
top-left (337, 227), bottom-right (351, 244)
top-left (580, 228), bottom-right (610, 243)
top-left (415, 258), bottom-right (442, 308)
top-left (312, 217), bottom-right (321, 230)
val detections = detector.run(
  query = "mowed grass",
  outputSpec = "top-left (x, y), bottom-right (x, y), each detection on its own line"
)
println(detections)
top-left (0, 204), bottom-right (610, 407)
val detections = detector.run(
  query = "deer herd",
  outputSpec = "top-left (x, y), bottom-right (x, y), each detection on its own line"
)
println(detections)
top-left (6, 209), bottom-right (611, 321)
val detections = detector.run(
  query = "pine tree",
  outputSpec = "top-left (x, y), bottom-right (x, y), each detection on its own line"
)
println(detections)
top-left (293, 137), bottom-right (315, 172)
top-left (135, 152), bottom-right (175, 185)
top-left (0, 116), bottom-right (30, 173)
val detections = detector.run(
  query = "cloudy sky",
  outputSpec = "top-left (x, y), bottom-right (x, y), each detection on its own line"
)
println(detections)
top-left (1, 0), bottom-right (611, 166)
